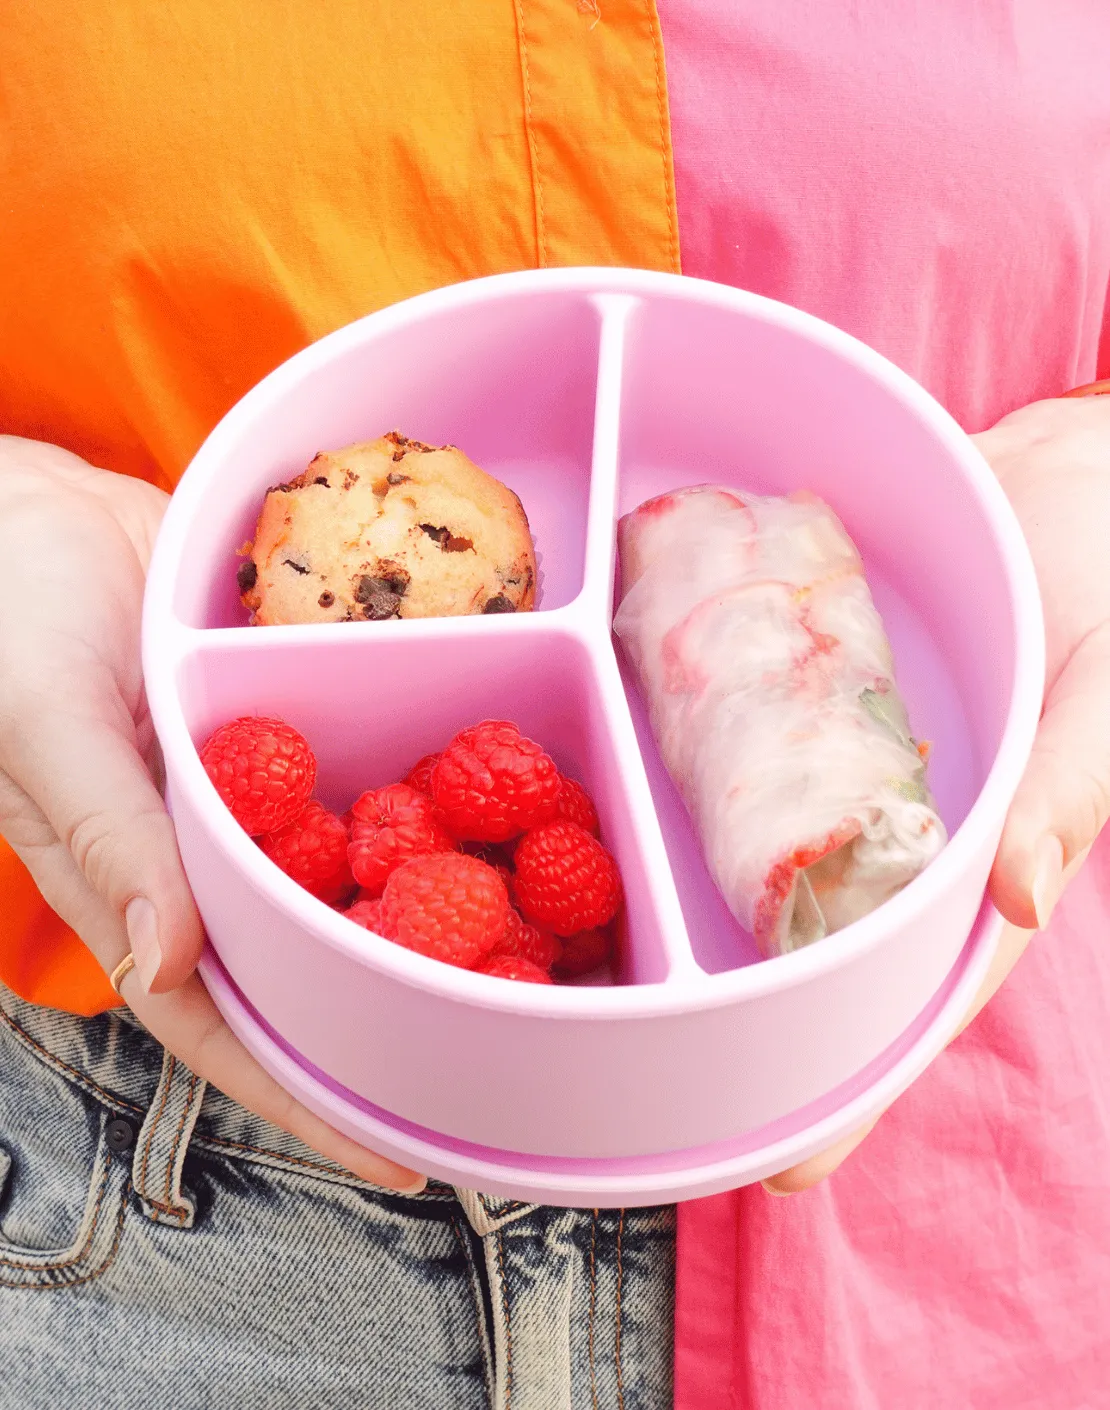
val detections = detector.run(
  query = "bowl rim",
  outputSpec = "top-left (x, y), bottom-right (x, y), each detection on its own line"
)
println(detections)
top-left (143, 266), bottom-right (1045, 1019)
top-left (194, 897), bottom-right (1002, 1200)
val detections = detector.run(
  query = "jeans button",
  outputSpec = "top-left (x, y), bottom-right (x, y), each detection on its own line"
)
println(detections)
top-left (106, 1116), bottom-right (136, 1154)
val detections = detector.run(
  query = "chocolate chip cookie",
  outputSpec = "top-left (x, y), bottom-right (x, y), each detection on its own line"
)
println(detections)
top-left (239, 433), bottom-right (537, 624)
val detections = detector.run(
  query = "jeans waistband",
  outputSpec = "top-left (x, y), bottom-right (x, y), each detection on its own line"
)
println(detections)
top-left (0, 981), bottom-right (448, 1199)
top-left (0, 982), bottom-right (547, 1228)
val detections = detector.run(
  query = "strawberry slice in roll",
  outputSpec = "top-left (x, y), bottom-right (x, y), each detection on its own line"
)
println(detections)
top-left (614, 485), bottom-right (946, 958)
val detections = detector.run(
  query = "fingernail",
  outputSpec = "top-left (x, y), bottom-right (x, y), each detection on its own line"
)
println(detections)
top-left (1032, 835), bottom-right (1065, 930)
top-left (125, 897), bottom-right (162, 991)
top-left (760, 1180), bottom-right (793, 1198)
top-left (392, 1175), bottom-right (428, 1196)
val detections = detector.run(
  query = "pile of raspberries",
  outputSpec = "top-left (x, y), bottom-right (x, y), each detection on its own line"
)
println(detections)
top-left (199, 715), bottom-right (623, 984)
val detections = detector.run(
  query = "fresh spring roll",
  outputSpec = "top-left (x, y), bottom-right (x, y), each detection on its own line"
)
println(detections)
top-left (613, 485), bottom-right (946, 957)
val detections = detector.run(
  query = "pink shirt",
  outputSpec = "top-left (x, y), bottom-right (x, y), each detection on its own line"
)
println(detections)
top-left (657, 3), bottom-right (1110, 1405)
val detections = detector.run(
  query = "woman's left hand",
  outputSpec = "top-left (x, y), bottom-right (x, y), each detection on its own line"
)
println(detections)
top-left (764, 391), bottom-right (1110, 1194)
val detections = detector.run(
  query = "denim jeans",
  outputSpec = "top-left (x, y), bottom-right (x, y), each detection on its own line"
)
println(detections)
top-left (0, 982), bottom-right (675, 1409)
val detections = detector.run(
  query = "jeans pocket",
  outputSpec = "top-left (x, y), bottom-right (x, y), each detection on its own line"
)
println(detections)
top-left (0, 1009), bottom-right (134, 1293)
top-left (0, 1105), bottom-right (132, 1291)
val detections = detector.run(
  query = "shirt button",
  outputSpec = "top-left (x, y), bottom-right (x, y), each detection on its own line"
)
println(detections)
top-left (106, 1116), bottom-right (137, 1153)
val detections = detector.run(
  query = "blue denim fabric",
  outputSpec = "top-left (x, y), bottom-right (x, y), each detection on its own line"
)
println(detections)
top-left (0, 982), bottom-right (674, 1408)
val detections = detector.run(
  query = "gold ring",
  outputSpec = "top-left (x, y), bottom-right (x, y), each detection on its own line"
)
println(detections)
top-left (1062, 378), bottom-right (1110, 398)
top-left (109, 953), bottom-right (137, 995)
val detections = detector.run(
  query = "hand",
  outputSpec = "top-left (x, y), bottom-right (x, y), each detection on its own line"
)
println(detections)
top-left (0, 437), bottom-right (423, 1192)
top-left (763, 393), bottom-right (1110, 1194)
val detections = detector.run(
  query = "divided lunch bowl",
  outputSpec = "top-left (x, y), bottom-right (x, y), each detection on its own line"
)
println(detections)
top-left (142, 268), bottom-right (1043, 1205)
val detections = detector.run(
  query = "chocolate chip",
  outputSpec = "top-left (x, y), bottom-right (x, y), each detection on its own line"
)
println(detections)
top-left (355, 575), bottom-right (403, 620)
top-left (483, 595), bottom-right (516, 614)
top-left (420, 523), bottom-right (473, 553)
top-left (313, 476), bottom-right (330, 486)
top-left (236, 560), bottom-right (257, 593)
top-left (387, 472), bottom-right (409, 485)
top-left (318, 590), bottom-right (335, 608)
top-left (372, 561), bottom-right (410, 596)
top-left (363, 597), bottom-right (400, 620)
top-left (386, 430), bottom-right (438, 456)
top-left (283, 558), bottom-right (309, 575)
top-left (355, 575), bottom-right (386, 601)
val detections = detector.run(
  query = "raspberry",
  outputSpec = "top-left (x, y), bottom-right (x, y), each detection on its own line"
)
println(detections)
top-left (259, 801), bottom-right (354, 903)
top-left (488, 908), bottom-right (562, 971)
top-left (344, 896), bottom-right (385, 933)
top-left (380, 853), bottom-right (509, 967)
top-left (459, 840), bottom-right (516, 871)
top-left (554, 774), bottom-right (600, 837)
top-left (347, 784), bottom-right (455, 895)
top-left (512, 821), bottom-right (623, 936)
top-left (431, 720), bottom-right (561, 843)
top-left (402, 753), bottom-right (441, 796)
top-left (552, 928), bottom-right (613, 979)
top-left (459, 847), bottom-right (517, 896)
top-left (473, 953), bottom-right (554, 985)
top-left (200, 716), bottom-right (316, 835)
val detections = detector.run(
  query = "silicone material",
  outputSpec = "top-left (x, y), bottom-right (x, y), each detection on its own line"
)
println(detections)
top-left (143, 269), bottom-right (1043, 1201)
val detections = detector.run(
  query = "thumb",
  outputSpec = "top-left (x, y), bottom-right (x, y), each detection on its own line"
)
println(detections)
top-left (759, 1115), bottom-right (883, 1195)
top-left (7, 699), bottom-right (203, 992)
top-left (990, 622), bottom-right (1110, 929)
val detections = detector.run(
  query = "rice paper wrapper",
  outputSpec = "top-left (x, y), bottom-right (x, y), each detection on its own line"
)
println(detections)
top-left (614, 485), bottom-right (947, 958)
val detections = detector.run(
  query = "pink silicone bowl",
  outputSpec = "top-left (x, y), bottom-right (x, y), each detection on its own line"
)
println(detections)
top-left (142, 268), bottom-right (1043, 1204)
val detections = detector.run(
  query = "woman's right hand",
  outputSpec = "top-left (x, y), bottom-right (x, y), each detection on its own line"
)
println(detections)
top-left (0, 435), bottom-right (424, 1192)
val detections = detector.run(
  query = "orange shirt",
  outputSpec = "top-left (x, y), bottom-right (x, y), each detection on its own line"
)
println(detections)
top-left (0, 1), bottom-right (679, 1014)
